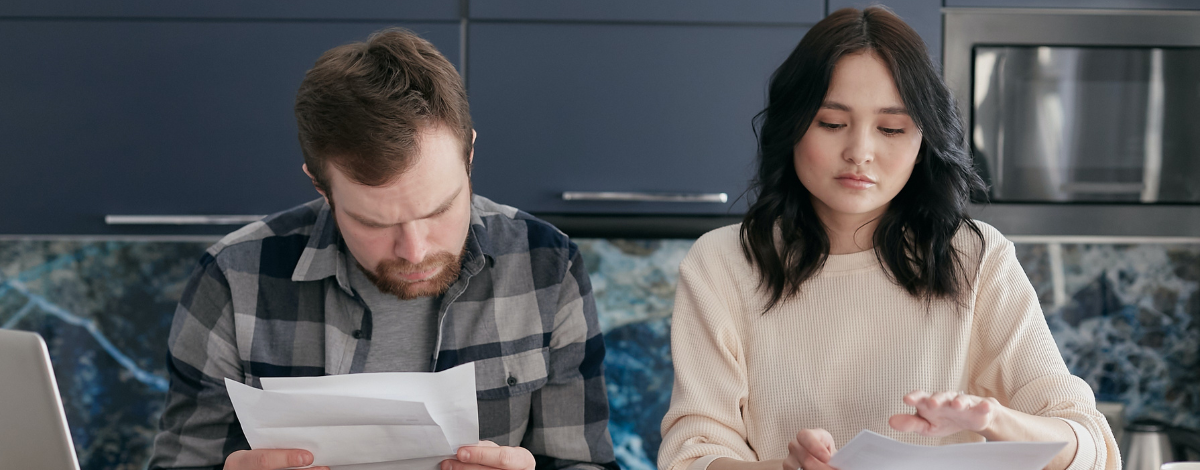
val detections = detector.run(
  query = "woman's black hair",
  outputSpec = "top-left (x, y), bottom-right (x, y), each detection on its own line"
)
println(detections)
top-left (740, 6), bottom-right (987, 311)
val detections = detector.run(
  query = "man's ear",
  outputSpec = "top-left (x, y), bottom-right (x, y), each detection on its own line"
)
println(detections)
top-left (469, 129), bottom-right (477, 166)
top-left (302, 164), bottom-right (329, 202)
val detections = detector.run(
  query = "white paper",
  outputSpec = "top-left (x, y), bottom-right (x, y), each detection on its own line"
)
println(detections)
top-left (826, 430), bottom-right (1066, 470)
top-left (226, 362), bottom-right (479, 469)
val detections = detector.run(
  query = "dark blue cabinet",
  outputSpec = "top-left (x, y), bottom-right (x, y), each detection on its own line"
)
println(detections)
top-left (0, 20), bottom-right (459, 234)
top-left (467, 0), bottom-right (824, 23)
top-left (0, 0), bottom-right (460, 20)
top-left (828, 0), bottom-right (943, 65)
top-left (946, 0), bottom-right (1200, 8)
top-left (467, 23), bottom-right (808, 215)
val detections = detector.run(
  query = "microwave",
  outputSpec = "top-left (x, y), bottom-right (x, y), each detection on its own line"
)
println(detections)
top-left (944, 8), bottom-right (1200, 239)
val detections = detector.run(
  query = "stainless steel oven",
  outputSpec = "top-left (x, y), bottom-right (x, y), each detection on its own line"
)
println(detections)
top-left (944, 8), bottom-right (1200, 239)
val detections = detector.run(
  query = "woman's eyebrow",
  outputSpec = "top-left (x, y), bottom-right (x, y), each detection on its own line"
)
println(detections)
top-left (820, 101), bottom-right (851, 111)
top-left (819, 101), bottom-right (908, 115)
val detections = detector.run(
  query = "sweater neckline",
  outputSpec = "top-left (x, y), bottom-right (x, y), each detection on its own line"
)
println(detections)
top-left (822, 248), bottom-right (879, 273)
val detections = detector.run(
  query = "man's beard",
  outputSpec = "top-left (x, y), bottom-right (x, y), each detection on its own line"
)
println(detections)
top-left (361, 247), bottom-right (465, 300)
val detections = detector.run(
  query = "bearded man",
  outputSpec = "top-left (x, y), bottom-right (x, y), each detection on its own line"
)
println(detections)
top-left (149, 28), bottom-right (617, 470)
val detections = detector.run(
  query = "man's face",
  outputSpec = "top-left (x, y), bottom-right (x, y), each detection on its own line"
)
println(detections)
top-left (308, 125), bottom-right (473, 300)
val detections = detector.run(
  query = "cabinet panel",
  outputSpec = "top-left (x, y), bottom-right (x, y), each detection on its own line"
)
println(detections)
top-left (0, 0), bottom-right (460, 20)
top-left (468, 0), bottom-right (823, 24)
top-left (0, 21), bottom-right (459, 234)
top-left (946, 0), bottom-right (1200, 9)
top-left (467, 23), bottom-right (807, 215)
top-left (828, 0), bottom-right (943, 65)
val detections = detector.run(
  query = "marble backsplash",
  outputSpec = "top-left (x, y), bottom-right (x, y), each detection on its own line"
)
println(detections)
top-left (1, 236), bottom-right (1197, 470)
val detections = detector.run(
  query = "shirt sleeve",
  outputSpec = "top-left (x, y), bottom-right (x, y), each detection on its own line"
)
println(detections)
top-left (523, 242), bottom-right (619, 470)
top-left (967, 239), bottom-right (1120, 470)
top-left (149, 253), bottom-right (247, 470)
top-left (658, 242), bottom-right (758, 470)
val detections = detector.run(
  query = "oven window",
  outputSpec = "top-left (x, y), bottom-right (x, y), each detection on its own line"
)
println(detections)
top-left (971, 46), bottom-right (1200, 203)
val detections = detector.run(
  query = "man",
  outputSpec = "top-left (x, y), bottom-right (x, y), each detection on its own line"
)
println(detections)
top-left (149, 29), bottom-right (617, 470)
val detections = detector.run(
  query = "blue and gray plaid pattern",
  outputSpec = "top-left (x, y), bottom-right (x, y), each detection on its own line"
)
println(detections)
top-left (149, 195), bottom-right (617, 470)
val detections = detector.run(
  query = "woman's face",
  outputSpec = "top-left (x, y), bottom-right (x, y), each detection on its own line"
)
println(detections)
top-left (793, 51), bottom-right (923, 225)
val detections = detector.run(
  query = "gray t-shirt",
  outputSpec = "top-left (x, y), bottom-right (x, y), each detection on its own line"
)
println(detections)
top-left (348, 257), bottom-right (440, 373)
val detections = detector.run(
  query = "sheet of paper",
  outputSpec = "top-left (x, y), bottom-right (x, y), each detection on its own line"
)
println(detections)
top-left (826, 430), bottom-right (1066, 470)
top-left (259, 362), bottom-right (479, 449)
top-left (225, 362), bottom-right (478, 469)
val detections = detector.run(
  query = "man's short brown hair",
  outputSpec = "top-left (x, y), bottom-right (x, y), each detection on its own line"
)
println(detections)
top-left (295, 28), bottom-right (472, 193)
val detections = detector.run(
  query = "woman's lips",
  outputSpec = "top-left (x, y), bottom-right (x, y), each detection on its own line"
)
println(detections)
top-left (836, 173), bottom-right (876, 189)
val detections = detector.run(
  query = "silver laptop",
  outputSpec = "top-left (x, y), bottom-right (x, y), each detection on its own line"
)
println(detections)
top-left (0, 329), bottom-right (81, 469)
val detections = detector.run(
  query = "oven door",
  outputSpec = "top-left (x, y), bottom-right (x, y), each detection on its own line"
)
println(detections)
top-left (945, 8), bottom-right (1200, 238)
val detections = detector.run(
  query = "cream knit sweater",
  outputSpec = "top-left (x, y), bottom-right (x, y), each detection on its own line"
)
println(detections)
top-left (658, 222), bottom-right (1119, 470)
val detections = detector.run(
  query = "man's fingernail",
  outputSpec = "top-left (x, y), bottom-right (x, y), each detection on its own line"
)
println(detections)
top-left (462, 450), bottom-right (471, 460)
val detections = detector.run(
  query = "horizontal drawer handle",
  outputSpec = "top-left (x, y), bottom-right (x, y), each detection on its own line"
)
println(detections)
top-left (561, 192), bottom-right (728, 203)
top-left (104, 215), bottom-right (265, 225)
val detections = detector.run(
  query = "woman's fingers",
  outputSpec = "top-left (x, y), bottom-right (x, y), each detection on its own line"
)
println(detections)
top-left (887, 413), bottom-right (930, 434)
top-left (795, 429), bottom-right (836, 462)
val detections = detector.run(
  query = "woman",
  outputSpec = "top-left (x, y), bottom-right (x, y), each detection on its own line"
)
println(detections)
top-left (657, 7), bottom-right (1119, 470)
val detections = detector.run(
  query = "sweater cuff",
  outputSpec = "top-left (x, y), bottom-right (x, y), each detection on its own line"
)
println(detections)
top-left (687, 455), bottom-right (730, 470)
top-left (1058, 418), bottom-right (1097, 470)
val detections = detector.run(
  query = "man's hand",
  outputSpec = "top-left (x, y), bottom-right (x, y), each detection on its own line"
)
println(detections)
top-left (782, 428), bottom-right (838, 470)
top-left (441, 441), bottom-right (536, 470)
top-left (224, 449), bottom-right (328, 470)
top-left (888, 390), bottom-right (1001, 438)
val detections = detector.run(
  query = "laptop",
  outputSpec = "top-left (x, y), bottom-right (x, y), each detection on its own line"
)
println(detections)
top-left (0, 329), bottom-right (81, 469)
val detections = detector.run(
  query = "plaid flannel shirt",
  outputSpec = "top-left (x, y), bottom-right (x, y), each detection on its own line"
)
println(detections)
top-left (150, 195), bottom-right (617, 470)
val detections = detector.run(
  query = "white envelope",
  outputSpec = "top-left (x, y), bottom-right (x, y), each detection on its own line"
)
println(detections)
top-left (827, 430), bottom-right (1066, 470)
top-left (225, 363), bottom-right (479, 469)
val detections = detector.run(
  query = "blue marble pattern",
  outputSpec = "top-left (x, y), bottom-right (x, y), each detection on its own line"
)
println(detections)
top-left (1, 237), bottom-right (1198, 470)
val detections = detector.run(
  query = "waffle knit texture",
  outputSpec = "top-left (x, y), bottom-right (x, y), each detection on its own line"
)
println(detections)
top-left (659, 222), bottom-right (1119, 470)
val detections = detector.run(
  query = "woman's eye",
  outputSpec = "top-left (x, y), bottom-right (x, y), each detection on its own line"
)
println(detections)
top-left (879, 127), bottom-right (905, 136)
top-left (818, 121), bottom-right (844, 129)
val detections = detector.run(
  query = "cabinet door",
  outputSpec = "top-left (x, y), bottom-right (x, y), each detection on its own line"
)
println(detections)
top-left (467, 23), bottom-right (807, 215)
top-left (468, 0), bottom-right (823, 23)
top-left (0, 0), bottom-right (460, 20)
top-left (946, 0), bottom-right (1199, 8)
top-left (828, 0), bottom-right (943, 65)
top-left (0, 20), bottom-right (459, 235)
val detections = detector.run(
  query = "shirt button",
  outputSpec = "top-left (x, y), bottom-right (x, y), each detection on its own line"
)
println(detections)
top-left (352, 330), bottom-right (364, 339)
top-left (506, 376), bottom-right (518, 386)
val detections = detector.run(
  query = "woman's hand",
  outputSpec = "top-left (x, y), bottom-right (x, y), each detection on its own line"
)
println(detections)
top-left (888, 390), bottom-right (1001, 437)
top-left (782, 429), bottom-right (838, 470)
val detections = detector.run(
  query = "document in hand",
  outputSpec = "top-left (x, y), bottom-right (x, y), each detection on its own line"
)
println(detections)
top-left (225, 362), bottom-right (479, 470)
top-left (826, 430), bottom-right (1067, 470)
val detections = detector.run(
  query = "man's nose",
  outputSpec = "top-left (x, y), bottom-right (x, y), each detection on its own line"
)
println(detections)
top-left (393, 224), bottom-right (429, 265)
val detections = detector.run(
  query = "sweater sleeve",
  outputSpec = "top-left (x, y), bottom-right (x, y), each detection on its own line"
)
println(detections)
top-left (967, 238), bottom-right (1120, 470)
top-left (658, 237), bottom-right (759, 470)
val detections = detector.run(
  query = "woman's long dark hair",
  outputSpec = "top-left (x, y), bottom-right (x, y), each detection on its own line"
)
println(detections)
top-left (740, 6), bottom-right (987, 311)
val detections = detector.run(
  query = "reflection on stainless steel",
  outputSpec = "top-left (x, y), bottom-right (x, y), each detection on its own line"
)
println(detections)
top-left (1141, 48), bottom-right (1164, 203)
top-left (946, 9), bottom-right (1200, 237)
top-left (105, 215), bottom-right (265, 225)
top-left (561, 192), bottom-right (728, 203)
top-left (1059, 182), bottom-right (1145, 194)
top-left (971, 46), bottom-right (1199, 203)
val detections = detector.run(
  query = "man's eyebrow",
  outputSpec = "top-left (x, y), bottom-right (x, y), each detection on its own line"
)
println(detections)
top-left (416, 185), bottom-right (463, 220)
top-left (342, 185), bottom-right (463, 227)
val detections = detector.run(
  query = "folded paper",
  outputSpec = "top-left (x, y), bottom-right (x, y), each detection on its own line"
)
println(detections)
top-left (226, 362), bottom-right (478, 469)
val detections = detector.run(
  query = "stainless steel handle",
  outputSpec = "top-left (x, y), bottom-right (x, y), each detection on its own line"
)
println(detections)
top-left (561, 192), bottom-right (728, 203)
top-left (104, 215), bottom-right (265, 225)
